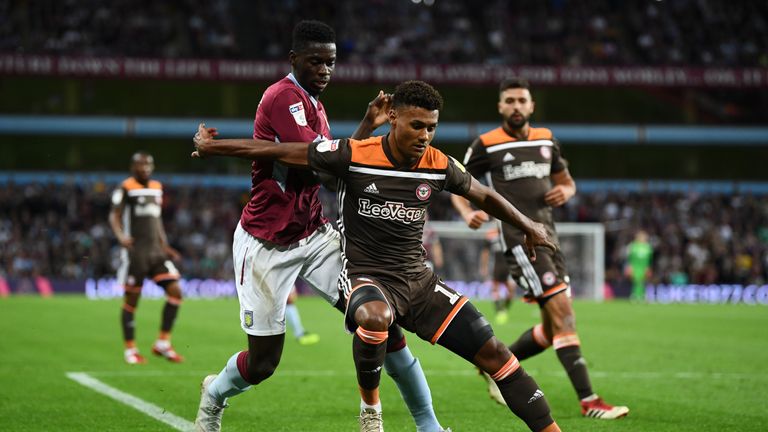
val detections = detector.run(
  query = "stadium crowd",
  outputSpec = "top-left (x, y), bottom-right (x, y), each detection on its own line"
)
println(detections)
top-left (2, 181), bottom-right (766, 292)
top-left (3, 0), bottom-right (766, 67)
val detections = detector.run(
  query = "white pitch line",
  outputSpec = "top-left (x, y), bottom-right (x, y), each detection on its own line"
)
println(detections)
top-left (66, 372), bottom-right (194, 432)
top-left (77, 369), bottom-right (768, 380)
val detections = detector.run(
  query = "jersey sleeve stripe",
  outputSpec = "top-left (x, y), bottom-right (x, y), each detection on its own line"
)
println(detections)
top-left (348, 166), bottom-right (446, 180)
top-left (485, 139), bottom-right (554, 153)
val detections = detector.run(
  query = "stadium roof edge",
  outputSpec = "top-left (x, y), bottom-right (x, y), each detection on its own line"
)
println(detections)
top-left (0, 115), bottom-right (767, 145)
top-left (2, 171), bottom-right (767, 194)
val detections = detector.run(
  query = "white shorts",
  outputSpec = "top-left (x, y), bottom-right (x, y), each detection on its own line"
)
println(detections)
top-left (232, 222), bottom-right (342, 336)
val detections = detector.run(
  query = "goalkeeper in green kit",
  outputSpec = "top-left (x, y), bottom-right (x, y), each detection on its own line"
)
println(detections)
top-left (626, 230), bottom-right (653, 301)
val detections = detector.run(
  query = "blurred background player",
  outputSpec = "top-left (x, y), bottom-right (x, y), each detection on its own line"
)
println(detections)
top-left (452, 77), bottom-right (629, 419)
top-left (480, 226), bottom-right (515, 324)
top-left (193, 21), bottom-right (443, 432)
top-left (108, 152), bottom-right (184, 364)
top-left (626, 230), bottom-right (654, 301)
top-left (422, 218), bottom-right (444, 272)
top-left (286, 286), bottom-right (319, 345)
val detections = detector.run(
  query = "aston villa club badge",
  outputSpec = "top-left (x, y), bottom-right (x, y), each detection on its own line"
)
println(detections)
top-left (416, 183), bottom-right (432, 201)
top-left (243, 310), bottom-right (254, 328)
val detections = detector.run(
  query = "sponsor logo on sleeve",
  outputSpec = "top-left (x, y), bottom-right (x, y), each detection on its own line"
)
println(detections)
top-left (289, 101), bottom-right (308, 126)
top-left (316, 139), bottom-right (340, 153)
top-left (542, 271), bottom-right (557, 286)
top-left (450, 156), bottom-right (467, 173)
top-left (540, 146), bottom-right (551, 159)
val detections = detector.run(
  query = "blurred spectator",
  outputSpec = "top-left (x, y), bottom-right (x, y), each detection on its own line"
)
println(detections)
top-left (0, 180), bottom-right (240, 281)
top-left (2, 0), bottom-right (766, 66)
top-left (1, 181), bottom-right (766, 290)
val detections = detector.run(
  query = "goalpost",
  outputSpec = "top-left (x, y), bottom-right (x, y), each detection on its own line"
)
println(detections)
top-left (425, 221), bottom-right (605, 301)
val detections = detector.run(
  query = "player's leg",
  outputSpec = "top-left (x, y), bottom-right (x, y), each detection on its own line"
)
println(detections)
top-left (195, 224), bottom-right (301, 432)
top-left (492, 253), bottom-right (512, 324)
top-left (121, 285), bottom-right (145, 364)
top-left (152, 259), bottom-right (184, 362)
top-left (432, 297), bottom-right (558, 431)
top-left (382, 324), bottom-right (441, 432)
top-left (543, 292), bottom-right (629, 419)
top-left (505, 246), bottom-right (561, 360)
top-left (630, 268), bottom-right (646, 301)
top-left (345, 280), bottom-right (392, 432)
top-left (118, 253), bottom-right (146, 364)
top-left (300, 225), bottom-right (443, 432)
top-left (285, 288), bottom-right (319, 345)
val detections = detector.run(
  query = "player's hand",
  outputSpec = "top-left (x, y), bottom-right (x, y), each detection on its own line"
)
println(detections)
top-left (362, 91), bottom-right (393, 129)
top-left (544, 185), bottom-right (573, 207)
top-left (462, 210), bottom-right (489, 230)
top-left (192, 122), bottom-right (219, 158)
top-left (165, 246), bottom-right (182, 262)
top-left (523, 221), bottom-right (557, 261)
top-left (118, 235), bottom-right (134, 249)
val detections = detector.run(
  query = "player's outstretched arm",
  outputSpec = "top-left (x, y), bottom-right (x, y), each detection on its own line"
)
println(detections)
top-left (192, 123), bottom-right (310, 167)
top-left (462, 177), bottom-right (556, 260)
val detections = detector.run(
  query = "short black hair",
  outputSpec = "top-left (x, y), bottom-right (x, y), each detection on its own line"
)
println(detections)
top-left (499, 77), bottom-right (531, 92)
top-left (392, 80), bottom-right (443, 111)
top-left (131, 151), bottom-right (153, 163)
top-left (292, 20), bottom-right (336, 52)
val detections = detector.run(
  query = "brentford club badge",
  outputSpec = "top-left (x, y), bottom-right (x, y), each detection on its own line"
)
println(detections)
top-left (416, 183), bottom-right (432, 201)
top-left (540, 146), bottom-right (552, 159)
top-left (542, 271), bottom-right (556, 286)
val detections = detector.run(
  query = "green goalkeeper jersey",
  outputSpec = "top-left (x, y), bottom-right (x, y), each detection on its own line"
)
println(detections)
top-left (628, 241), bottom-right (652, 270)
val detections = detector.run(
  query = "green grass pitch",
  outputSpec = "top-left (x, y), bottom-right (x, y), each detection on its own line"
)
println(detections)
top-left (1, 295), bottom-right (766, 431)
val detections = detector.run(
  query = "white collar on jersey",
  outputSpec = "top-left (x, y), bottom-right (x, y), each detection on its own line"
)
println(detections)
top-left (286, 73), bottom-right (319, 109)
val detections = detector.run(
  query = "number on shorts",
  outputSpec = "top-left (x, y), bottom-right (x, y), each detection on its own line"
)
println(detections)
top-left (434, 283), bottom-right (460, 305)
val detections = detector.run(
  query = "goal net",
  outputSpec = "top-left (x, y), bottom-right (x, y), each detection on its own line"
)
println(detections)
top-left (425, 221), bottom-right (605, 301)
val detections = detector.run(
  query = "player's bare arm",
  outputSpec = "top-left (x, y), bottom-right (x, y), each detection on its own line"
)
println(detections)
top-left (451, 194), bottom-right (490, 229)
top-left (108, 206), bottom-right (133, 249)
top-left (157, 217), bottom-right (181, 261)
top-left (351, 90), bottom-right (393, 139)
top-left (462, 177), bottom-right (556, 260)
top-left (192, 123), bottom-right (310, 167)
top-left (544, 168), bottom-right (577, 207)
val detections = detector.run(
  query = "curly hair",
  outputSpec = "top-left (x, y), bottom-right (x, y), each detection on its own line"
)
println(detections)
top-left (292, 20), bottom-right (336, 52)
top-left (392, 80), bottom-right (443, 111)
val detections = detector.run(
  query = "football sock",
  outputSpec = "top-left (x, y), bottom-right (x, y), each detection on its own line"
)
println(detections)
top-left (494, 299), bottom-right (506, 312)
top-left (121, 303), bottom-right (136, 342)
top-left (285, 303), bottom-right (305, 337)
top-left (509, 324), bottom-right (551, 360)
top-left (353, 327), bottom-right (388, 403)
top-left (160, 297), bottom-right (180, 333)
top-left (207, 351), bottom-right (252, 405)
top-left (553, 334), bottom-right (593, 400)
top-left (492, 358), bottom-right (554, 432)
top-left (361, 398), bottom-right (382, 413)
top-left (384, 345), bottom-right (441, 432)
